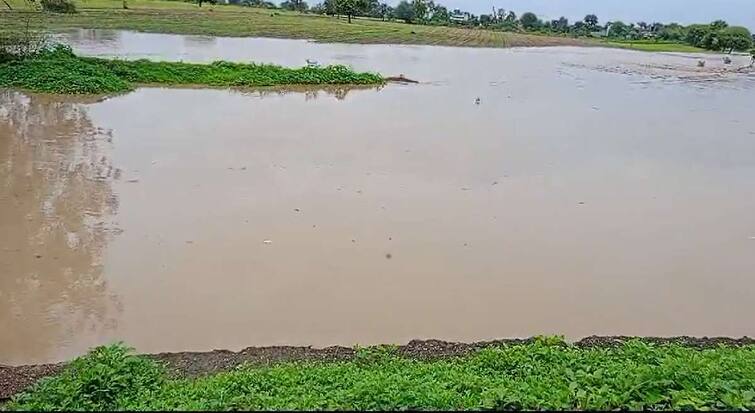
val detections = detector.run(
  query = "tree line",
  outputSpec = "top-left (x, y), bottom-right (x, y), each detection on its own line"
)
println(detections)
top-left (222, 0), bottom-right (754, 52)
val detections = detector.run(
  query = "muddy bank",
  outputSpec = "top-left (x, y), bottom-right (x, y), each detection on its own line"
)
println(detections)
top-left (2, 336), bottom-right (754, 400)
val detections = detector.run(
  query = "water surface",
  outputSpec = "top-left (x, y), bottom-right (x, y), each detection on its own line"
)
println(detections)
top-left (2, 30), bottom-right (755, 365)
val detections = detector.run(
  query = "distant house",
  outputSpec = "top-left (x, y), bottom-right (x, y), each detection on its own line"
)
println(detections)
top-left (449, 9), bottom-right (470, 23)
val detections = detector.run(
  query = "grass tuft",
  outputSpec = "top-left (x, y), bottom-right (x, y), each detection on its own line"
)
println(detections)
top-left (8, 339), bottom-right (755, 411)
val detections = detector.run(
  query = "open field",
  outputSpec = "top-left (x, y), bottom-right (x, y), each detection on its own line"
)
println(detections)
top-left (1, 0), bottom-right (599, 48)
top-left (4, 338), bottom-right (755, 411)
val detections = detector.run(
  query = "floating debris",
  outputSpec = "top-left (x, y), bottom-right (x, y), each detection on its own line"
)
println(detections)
top-left (475, 97), bottom-right (481, 105)
top-left (263, 240), bottom-right (273, 245)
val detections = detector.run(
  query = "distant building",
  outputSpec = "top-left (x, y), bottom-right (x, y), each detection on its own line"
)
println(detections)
top-left (449, 9), bottom-right (470, 23)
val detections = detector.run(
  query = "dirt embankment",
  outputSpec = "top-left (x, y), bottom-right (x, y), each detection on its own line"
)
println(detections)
top-left (2, 336), bottom-right (754, 400)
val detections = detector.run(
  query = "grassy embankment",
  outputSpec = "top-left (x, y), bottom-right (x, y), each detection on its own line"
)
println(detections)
top-left (7, 339), bottom-right (755, 411)
top-left (0, 45), bottom-right (383, 94)
top-left (0, 0), bottom-right (703, 51)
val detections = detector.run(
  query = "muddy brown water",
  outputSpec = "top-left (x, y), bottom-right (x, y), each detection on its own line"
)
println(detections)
top-left (2, 29), bottom-right (755, 366)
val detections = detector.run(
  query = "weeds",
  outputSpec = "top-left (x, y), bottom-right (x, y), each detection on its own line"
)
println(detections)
top-left (40, 0), bottom-right (76, 13)
top-left (0, 45), bottom-right (384, 94)
top-left (8, 339), bottom-right (755, 411)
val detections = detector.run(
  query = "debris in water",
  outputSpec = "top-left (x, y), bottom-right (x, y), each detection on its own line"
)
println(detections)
top-left (185, 240), bottom-right (194, 244)
top-left (126, 179), bottom-right (140, 183)
top-left (385, 253), bottom-right (392, 259)
top-left (305, 59), bottom-right (319, 68)
top-left (697, 60), bottom-right (706, 68)
top-left (592, 106), bottom-right (600, 111)
top-left (492, 181), bottom-right (499, 186)
top-left (461, 187), bottom-right (471, 191)
top-left (475, 97), bottom-right (481, 105)
top-left (723, 56), bottom-right (732, 65)
top-left (294, 208), bottom-right (301, 212)
top-left (34, 254), bottom-right (42, 259)
top-left (263, 240), bottom-right (273, 245)
top-left (578, 202), bottom-right (586, 205)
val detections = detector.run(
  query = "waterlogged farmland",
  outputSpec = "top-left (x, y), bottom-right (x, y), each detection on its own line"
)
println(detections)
top-left (2, 30), bottom-right (755, 365)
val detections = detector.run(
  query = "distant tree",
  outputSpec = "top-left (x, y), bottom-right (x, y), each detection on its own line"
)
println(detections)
top-left (336, 0), bottom-right (368, 22)
top-left (504, 10), bottom-right (516, 22)
top-left (718, 26), bottom-right (753, 52)
top-left (636, 21), bottom-right (648, 31)
top-left (710, 20), bottom-right (728, 31)
top-left (280, 0), bottom-right (308, 11)
top-left (551, 16), bottom-right (568, 33)
top-left (428, 2), bottom-right (448, 24)
top-left (411, 0), bottom-right (429, 23)
top-left (479, 14), bottom-right (492, 26)
top-left (584, 14), bottom-right (599, 29)
top-left (519, 12), bottom-right (539, 30)
top-left (393, 0), bottom-right (415, 23)
top-left (685, 24), bottom-right (710, 46)
top-left (607, 21), bottom-right (629, 38)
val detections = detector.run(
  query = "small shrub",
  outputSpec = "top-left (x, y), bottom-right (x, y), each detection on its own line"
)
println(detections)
top-left (41, 0), bottom-right (77, 13)
top-left (9, 344), bottom-right (165, 411)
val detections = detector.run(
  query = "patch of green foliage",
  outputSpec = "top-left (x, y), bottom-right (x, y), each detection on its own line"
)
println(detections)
top-left (40, 0), bottom-right (77, 13)
top-left (0, 45), bottom-right (384, 94)
top-left (9, 338), bottom-right (755, 411)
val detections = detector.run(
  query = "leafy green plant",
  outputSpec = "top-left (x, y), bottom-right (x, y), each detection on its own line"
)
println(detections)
top-left (10, 343), bottom-right (165, 411)
top-left (40, 0), bottom-right (76, 13)
top-left (8, 340), bottom-right (755, 411)
top-left (0, 46), bottom-right (384, 94)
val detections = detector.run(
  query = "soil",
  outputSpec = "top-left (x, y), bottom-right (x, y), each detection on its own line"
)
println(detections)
top-left (2, 336), bottom-right (754, 400)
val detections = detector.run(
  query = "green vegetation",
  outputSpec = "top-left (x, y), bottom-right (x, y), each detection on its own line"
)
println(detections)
top-left (601, 40), bottom-right (706, 53)
top-left (1, 0), bottom-right (751, 52)
top-left (8, 339), bottom-right (755, 411)
top-left (0, 45), bottom-right (383, 94)
top-left (40, 0), bottom-right (76, 13)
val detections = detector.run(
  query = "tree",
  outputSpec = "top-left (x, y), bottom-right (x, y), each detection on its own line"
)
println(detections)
top-left (584, 14), bottom-right (598, 29)
top-left (504, 10), bottom-right (516, 22)
top-left (551, 16), bottom-right (568, 33)
top-left (718, 26), bottom-right (753, 52)
top-left (428, 2), bottom-right (448, 24)
top-left (607, 21), bottom-right (629, 38)
top-left (411, 0), bottom-right (429, 23)
top-left (710, 20), bottom-right (728, 31)
top-left (280, 0), bottom-right (308, 11)
top-left (519, 12), bottom-right (539, 30)
top-left (336, 0), bottom-right (367, 23)
top-left (393, 0), bottom-right (415, 23)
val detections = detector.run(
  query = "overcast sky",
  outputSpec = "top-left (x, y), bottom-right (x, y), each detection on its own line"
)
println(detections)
top-left (384, 0), bottom-right (755, 30)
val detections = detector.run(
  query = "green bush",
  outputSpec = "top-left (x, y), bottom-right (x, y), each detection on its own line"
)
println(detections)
top-left (10, 344), bottom-right (165, 411)
top-left (9, 339), bottom-right (755, 411)
top-left (0, 46), bottom-right (384, 94)
top-left (40, 0), bottom-right (77, 13)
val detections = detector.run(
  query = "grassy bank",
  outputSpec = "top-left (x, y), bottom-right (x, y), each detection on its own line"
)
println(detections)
top-left (2, 0), bottom-right (593, 48)
top-left (0, 45), bottom-right (383, 94)
top-left (601, 39), bottom-right (706, 53)
top-left (7, 338), bottom-right (755, 411)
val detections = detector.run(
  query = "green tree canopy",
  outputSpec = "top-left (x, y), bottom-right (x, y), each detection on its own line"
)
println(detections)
top-left (393, 0), bottom-right (415, 23)
top-left (520, 12), bottom-right (540, 30)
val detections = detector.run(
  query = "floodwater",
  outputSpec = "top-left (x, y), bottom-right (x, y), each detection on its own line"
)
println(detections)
top-left (2, 29), bottom-right (755, 365)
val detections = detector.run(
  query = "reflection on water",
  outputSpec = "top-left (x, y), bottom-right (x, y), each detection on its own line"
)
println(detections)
top-left (0, 92), bottom-right (120, 365)
top-left (3, 31), bottom-right (755, 365)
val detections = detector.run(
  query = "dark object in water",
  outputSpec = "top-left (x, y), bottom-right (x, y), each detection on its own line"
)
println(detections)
top-left (386, 74), bottom-right (419, 84)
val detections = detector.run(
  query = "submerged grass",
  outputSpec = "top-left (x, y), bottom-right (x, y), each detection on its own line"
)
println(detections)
top-left (8, 338), bottom-right (755, 411)
top-left (0, 45), bottom-right (383, 94)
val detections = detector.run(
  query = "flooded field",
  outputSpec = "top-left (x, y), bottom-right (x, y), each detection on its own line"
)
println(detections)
top-left (2, 30), bottom-right (755, 365)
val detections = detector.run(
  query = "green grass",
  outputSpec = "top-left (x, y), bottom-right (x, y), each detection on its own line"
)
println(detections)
top-left (0, 45), bottom-right (383, 94)
top-left (7, 338), bottom-right (755, 411)
top-left (0, 0), bottom-right (594, 48)
top-left (601, 39), bottom-right (707, 53)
